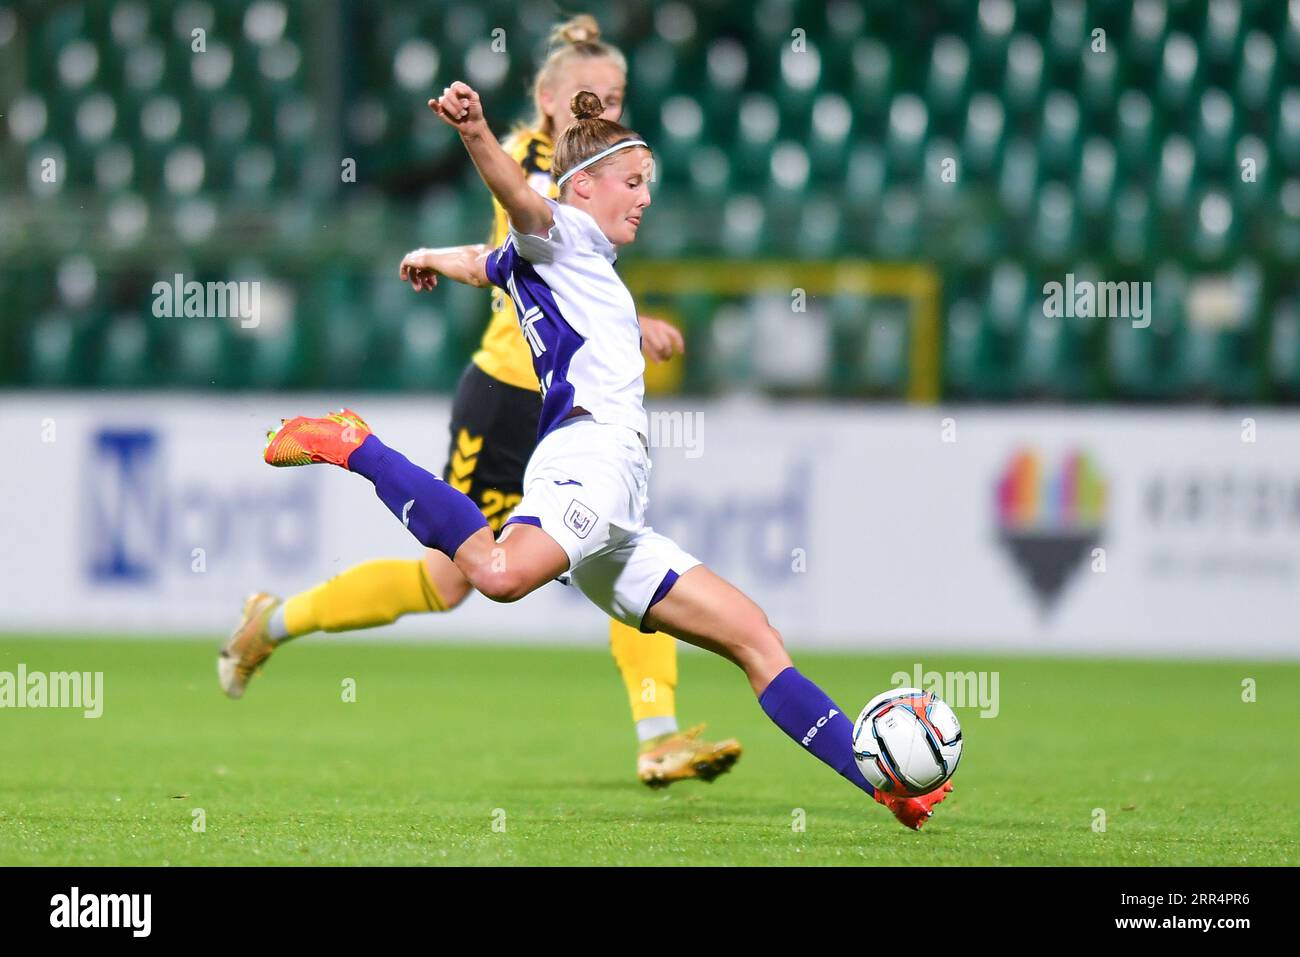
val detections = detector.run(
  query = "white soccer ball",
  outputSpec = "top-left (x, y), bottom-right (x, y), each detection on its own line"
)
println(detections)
top-left (852, 687), bottom-right (962, 796)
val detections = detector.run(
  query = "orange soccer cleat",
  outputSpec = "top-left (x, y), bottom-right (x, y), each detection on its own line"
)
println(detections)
top-left (874, 780), bottom-right (954, 831)
top-left (264, 409), bottom-right (372, 469)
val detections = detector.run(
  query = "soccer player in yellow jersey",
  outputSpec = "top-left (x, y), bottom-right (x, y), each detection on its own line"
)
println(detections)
top-left (220, 15), bottom-right (741, 786)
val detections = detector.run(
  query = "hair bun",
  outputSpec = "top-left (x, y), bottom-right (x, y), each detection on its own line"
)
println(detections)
top-left (570, 91), bottom-right (604, 121)
top-left (553, 13), bottom-right (600, 46)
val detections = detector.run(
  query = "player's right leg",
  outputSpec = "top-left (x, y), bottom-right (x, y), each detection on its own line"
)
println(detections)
top-left (219, 366), bottom-right (521, 699)
top-left (641, 564), bottom-right (952, 830)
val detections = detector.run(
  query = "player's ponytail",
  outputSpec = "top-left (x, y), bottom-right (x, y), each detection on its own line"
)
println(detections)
top-left (552, 92), bottom-right (649, 194)
top-left (511, 14), bottom-right (628, 143)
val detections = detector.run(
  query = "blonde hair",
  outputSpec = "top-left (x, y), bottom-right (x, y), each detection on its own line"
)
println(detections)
top-left (513, 14), bottom-right (628, 143)
top-left (553, 91), bottom-right (648, 194)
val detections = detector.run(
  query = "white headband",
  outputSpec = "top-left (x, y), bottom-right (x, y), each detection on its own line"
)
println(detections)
top-left (555, 139), bottom-right (649, 187)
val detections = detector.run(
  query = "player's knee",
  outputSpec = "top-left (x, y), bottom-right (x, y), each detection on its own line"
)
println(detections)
top-left (752, 617), bottom-right (785, 655)
top-left (471, 567), bottom-right (532, 604)
top-left (732, 611), bottom-right (785, 661)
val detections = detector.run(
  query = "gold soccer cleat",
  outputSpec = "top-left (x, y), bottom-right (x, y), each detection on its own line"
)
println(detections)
top-left (217, 592), bottom-right (282, 699)
top-left (637, 723), bottom-right (743, 788)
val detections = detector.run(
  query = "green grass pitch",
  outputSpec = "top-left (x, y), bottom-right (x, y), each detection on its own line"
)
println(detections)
top-left (1, 635), bottom-right (1296, 866)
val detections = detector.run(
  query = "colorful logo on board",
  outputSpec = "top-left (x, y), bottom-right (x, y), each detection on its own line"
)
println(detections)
top-left (996, 449), bottom-right (1106, 612)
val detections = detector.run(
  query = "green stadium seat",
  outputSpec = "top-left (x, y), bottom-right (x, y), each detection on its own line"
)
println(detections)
top-left (657, 95), bottom-right (704, 176)
top-left (1236, 31), bottom-right (1276, 112)
top-left (885, 93), bottom-right (928, 180)
top-left (719, 194), bottom-right (764, 257)
top-left (859, 299), bottom-right (910, 395)
top-left (1267, 297), bottom-right (1300, 397)
top-left (171, 316), bottom-right (229, 387)
top-left (1107, 262), bottom-right (1187, 398)
top-left (844, 142), bottom-right (886, 207)
top-left (998, 136), bottom-right (1040, 216)
top-left (1195, 88), bottom-right (1235, 173)
top-left (1078, 44), bottom-right (1118, 118)
top-left (1157, 33), bottom-right (1199, 113)
top-left (1286, 2), bottom-right (1300, 64)
top-left (1114, 89), bottom-right (1156, 176)
top-left (1189, 188), bottom-right (1239, 263)
top-left (701, 37), bottom-right (746, 133)
top-left (392, 310), bottom-right (451, 391)
top-left (1278, 90), bottom-right (1300, 175)
top-left (245, 321), bottom-right (300, 388)
top-left (26, 313), bottom-right (86, 386)
top-left (970, 0), bottom-right (1015, 77)
top-left (809, 93), bottom-right (852, 181)
top-left (775, 40), bottom-right (821, 137)
top-left (1175, 264), bottom-right (1262, 400)
top-left (1155, 135), bottom-right (1196, 213)
top-left (733, 93), bottom-right (779, 186)
top-left (767, 141), bottom-right (811, 202)
top-left (1276, 180), bottom-right (1300, 264)
top-left (97, 314), bottom-right (151, 387)
top-left (926, 35), bottom-right (970, 126)
top-left (796, 194), bottom-right (842, 258)
top-left (1003, 34), bottom-right (1045, 116)
top-left (849, 36), bottom-right (892, 120)
top-left (1126, 0), bottom-right (1168, 67)
top-left (872, 187), bottom-right (921, 259)
top-left (687, 146), bottom-right (731, 202)
top-left (1076, 136), bottom-right (1117, 219)
top-left (962, 92), bottom-right (1005, 178)
top-left (1045, 0), bottom-right (1087, 67)
top-left (1038, 90), bottom-right (1081, 177)
top-left (941, 296), bottom-right (983, 397)
top-left (1202, 0), bottom-right (1243, 65)
top-left (1107, 185), bottom-right (1149, 265)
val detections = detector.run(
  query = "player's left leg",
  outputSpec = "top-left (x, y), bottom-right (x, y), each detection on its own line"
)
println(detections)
top-left (636, 563), bottom-right (951, 830)
top-left (610, 619), bottom-right (743, 786)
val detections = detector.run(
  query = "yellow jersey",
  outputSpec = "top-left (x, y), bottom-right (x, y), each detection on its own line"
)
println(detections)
top-left (471, 128), bottom-right (557, 391)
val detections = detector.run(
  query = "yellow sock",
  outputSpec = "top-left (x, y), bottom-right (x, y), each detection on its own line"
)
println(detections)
top-left (609, 618), bottom-right (678, 725)
top-left (281, 559), bottom-right (447, 638)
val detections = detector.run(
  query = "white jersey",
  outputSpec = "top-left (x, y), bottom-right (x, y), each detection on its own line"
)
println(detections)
top-left (485, 199), bottom-right (648, 441)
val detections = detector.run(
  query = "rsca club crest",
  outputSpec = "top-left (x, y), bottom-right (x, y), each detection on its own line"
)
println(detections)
top-left (995, 449), bottom-right (1106, 613)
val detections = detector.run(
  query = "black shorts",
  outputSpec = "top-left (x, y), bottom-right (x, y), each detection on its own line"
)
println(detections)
top-left (441, 363), bottom-right (541, 531)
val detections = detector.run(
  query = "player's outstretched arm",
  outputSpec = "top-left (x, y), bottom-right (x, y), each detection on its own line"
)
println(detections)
top-left (429, 81), bottom-right (554, 237)
top-left (399, 244), bottom-right (491, 290)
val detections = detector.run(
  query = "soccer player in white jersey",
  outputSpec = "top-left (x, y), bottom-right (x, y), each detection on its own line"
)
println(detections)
top-left (262, 82), bottom-right (952, 829)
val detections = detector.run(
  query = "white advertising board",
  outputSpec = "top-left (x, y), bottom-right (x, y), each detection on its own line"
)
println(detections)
top-left (2, 394), bottom-right (1296, 658)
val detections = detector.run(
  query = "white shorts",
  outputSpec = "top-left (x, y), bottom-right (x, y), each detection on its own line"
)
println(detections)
top-left (503, 416), bottom-right (700, 631)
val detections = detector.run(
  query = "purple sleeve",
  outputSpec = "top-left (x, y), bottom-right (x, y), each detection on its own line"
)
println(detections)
top-left (484, 241), bottom-right (515, 288)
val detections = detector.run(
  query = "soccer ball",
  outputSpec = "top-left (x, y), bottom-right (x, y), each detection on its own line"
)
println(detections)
top-left (852, 688), bottom-right (962, 796)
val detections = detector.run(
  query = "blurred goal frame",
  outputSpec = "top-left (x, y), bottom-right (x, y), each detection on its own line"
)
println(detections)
top-left (622, 261), bottom-right (941, 402)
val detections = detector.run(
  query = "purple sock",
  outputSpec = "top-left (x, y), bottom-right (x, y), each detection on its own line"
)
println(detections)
top-left (347, 434), bottom-right (488, 557)
top-left (758, 667), bottom-right (875, 797)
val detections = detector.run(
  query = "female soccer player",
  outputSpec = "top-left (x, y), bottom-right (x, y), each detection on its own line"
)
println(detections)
top-left (260, 81), bottom-right (952, 829)
top-left (220, 15), bottom-right (741, 788)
